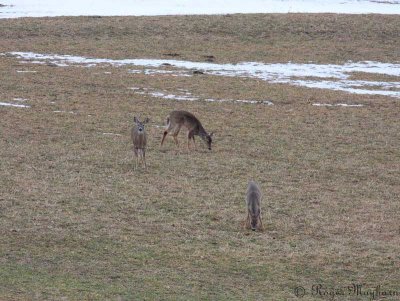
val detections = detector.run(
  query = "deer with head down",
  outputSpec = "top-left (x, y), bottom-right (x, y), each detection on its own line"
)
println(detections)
top-left (131, 116), bottom-right (149, 169)
top-left (245, 181), bottom-right (263, 231)
top-left (160, 110), bottom-right (213, 151)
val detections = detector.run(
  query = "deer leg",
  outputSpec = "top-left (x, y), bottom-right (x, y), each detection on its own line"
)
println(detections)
top-left (161, 131), bottom-right (168, 146)
top-left (187, 131), bottom-right (194, 152)
top-left (143, 149), bottom-right (147, 170)
top-left (137, 150), bottom-right (141, 170)
top-left (138, 149), bottom-right (143, 168)
top-left (133, 148), bottom-right (138, 170)
top-left (187, 130), bottom-right (198, 151)
top-left (175, 126), bottom-right (182, 146)
top-left (173, 135), bottom-right (179, 147)
top-left (172, 126), bottom-right (182, 153)
top-left (258, 214), bottom-right (263, 231)
top-left (245, 212), bottom-right (250, 229)
top-left (192, 136), bottom-right (196, 150)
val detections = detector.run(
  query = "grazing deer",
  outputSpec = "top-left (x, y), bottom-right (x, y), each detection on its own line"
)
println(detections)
top-left (245, 181), bottom-right (263, 231)
top-left (131, 116), bottom-right (149, 169)
top-left (160, 110), bottom-right (213, 151)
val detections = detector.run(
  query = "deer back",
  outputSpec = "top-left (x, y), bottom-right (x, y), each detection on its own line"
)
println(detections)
top-left (246, 181), bottom-right (261, 215)
top-left (169, 111), bottom-right (202, 131)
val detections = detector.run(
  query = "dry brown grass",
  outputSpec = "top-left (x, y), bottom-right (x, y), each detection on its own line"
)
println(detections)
top-left (1, 14), bottom-right (400, 63)
top-left (0, 14), bottom-right (399, 300)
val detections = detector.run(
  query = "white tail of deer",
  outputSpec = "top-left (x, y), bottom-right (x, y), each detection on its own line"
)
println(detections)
top-left (245, 181), bottom-right (263, 231)
top-left (131, 116), bottom-right (149, 169)
top-left (160, 110), bottom-right (213, 151)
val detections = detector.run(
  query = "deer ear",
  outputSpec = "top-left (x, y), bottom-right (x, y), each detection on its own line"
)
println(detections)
top-left (134, 116), bottom-right (138, 123)
top-left (144, 117), bottom-right (150, 123)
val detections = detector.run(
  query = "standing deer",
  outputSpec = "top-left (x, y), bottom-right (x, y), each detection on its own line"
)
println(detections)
top-left (245, 181), bottom-right (263, 231)
top-left (160, 110), bottom-right (213, 151)
top-left (131, 116), bottom-right (149, 169)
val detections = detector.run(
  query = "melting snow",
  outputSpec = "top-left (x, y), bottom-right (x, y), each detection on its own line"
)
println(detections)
top-left (7, 51), bottom-right (400, 99)
top-left (1, 0), bottom-right (400, 18)
top-left (102, 132), bottom-right (122, 136)
top-left (53, 110), bottom-right (76, 114)
top-left (0, 101), bottom-right (30, 108)
top-left (129, 69), bottom-right (192, 77)
top-left (16, 70), bottom-right (37, 73)
top-left (312, 103), bottom-right (364, 107)
top-left (130, 87), bottom-right (274, 105)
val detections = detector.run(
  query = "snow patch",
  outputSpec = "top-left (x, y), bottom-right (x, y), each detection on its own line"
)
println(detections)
top-left (312, 103), bottom-right (364, 107)
top-left (53, 110), bottom-right (76, 114)
top-left (130, 87), bottom-right (274, 105)
top-left (0, 101), bottom-right (30, 108)
top-left (16, 70), bottom-right (37, 73)
top-left (129, 69), bottom-right (192, 77)
top-left (1, 0), bottom-right (400, 18)
top-left (102, 132), bottom-right (122, 136)
top-left (7, 51), bottom-right (400, 99)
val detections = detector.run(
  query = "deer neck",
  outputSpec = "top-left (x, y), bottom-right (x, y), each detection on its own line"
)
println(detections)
top-left (198, 127), bottom-right (208, 140)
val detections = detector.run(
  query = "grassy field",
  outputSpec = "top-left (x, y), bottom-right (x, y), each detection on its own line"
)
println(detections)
top-left (1, 14), bottom-right (400, 300)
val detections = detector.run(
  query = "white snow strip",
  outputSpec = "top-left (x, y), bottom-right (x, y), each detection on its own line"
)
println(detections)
top-left (234, 99), bottom-right (258, 104)
top-left (0, 102), bottom-right (30, 108)
top-left (102, 132), bottom-right (122, 136)
top-left (205, 98), bottom-right (274, 105)
top-left (128, 70), bottom-right (142, 74)
top-left (313, 103), bottom-right (364, 107)
top-left (53, 110), bottom-right (76, 114)
top-left (131, 88), bottom-right (274, 105)
top-left (149, 91), bottom-right (199, 101)
top-left (7, 51), bottom-right (400, 98)
top-left (1, 0), bottom-right (400, 18)
top-left (129, 69), bottom-right (192, 77)
top-left (19, 60), bottom-right (46, 65)
top-left (16, 70), bottom-right (37, 73)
